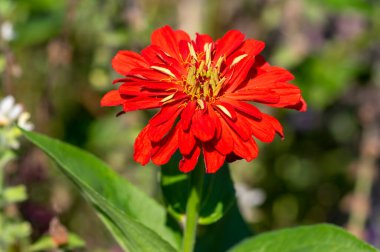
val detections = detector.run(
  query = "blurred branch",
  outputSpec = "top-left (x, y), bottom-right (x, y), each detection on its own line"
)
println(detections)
top-left (0, 38), bottom-right (14, 94)
top-left (177, 0), bottom-right (203, 34)
top-left (347, 89), bottom-right (380, 239)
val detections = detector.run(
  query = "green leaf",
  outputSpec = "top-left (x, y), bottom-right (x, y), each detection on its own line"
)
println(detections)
top-left (13, 14), bottom-right (64, 46)
top-left (228, 224), bottom-right (379, 252)
top-left (1, 222), bottom-right (31, 243)
top-left (196, 203), bottom-right (252, 252)
top-left (66, 233), bottom-right (86, 248)
top-left (29, 233), bottom-right (85, 251)
top-left (21, 130), bottom-right (179, 252)
top-left (310, 0), bottom-right (373, 15)
top-left (3, 185), bottom-right (28, 203)
top-left (161, 152), bottom-right (236, 225)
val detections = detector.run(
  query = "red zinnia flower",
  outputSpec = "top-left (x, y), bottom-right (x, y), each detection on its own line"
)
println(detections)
top-left (101, 25), bottom-right (306, 173)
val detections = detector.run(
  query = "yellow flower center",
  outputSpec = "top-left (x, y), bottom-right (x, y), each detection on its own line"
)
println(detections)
top-left (183, 43), bottom-right (226, 104)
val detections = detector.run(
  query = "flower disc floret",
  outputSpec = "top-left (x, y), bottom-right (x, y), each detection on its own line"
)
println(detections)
top-left (183, 43), bottom-right (225, 104)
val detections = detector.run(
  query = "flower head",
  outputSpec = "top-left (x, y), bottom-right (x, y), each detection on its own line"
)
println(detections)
top-left (0, 95), bottom-right (34, 150)
top-left (101, 26), bottom-right (306, 173)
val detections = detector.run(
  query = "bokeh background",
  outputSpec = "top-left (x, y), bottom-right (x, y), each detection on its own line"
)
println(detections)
top-left (1, 0), bottom-right (380, 250)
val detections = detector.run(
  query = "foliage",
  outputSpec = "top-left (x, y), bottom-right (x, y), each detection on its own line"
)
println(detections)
top-left (229, 224), bottom-right (378, 252)
top-left (22, 129), bottom-right (179, 251)
top-left (21, 129), bottom-right (378, 252)
top-left (161, 153), bottom-right (236, 225)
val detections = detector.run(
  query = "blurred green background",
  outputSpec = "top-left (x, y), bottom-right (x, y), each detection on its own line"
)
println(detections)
top-left (1, 0), bottom-right (380, 250)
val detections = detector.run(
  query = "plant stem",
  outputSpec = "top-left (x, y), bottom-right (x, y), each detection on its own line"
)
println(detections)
top-left (347, 119), bottom-right (378, 237)
top-left (181, 162), bottom-right (204, 252)
top-left (0, 150), bottom-right (15, 194)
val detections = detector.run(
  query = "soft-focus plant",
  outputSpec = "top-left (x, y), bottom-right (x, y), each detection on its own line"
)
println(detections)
top-left (0, 95), bottom-right (33, 251)
top-left (20, 26), bottom-right (379, 252)
top-left (0, 95), bottom-right (84, 252)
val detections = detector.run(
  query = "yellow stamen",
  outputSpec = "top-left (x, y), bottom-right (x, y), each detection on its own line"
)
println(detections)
top-left (161, 93), bottom-right (175, 103)
top-left (151, 66), bottom-right (176, 78)
top-left (188, 43), bottom-right (197, 60)
top-left (132, 74), bottom-right (148, 80)
top-left (215, 56), bottom-right (224, 69)
top-left (197, 61), bottom-right (205, 76)
top-left (216, 105), bottom-right (232, 118)
top-left (204, 43), bottom-right (212, 67)
top-left (231, 54), bottom-right (248, 67)
top-left (197, 99), bottom-right (205, 109)
top-left (182, 47), bottom-right (226, 107)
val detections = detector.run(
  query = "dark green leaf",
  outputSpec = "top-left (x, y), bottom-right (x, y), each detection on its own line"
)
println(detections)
top-left (22, 130), bottom-right (179, 252)
top-left (310, 0), bottom-right (373, 14)
top-left (196, 203), bottom-right (251, 252)
top-left (14, 15), bottom-right (64, 46)
top-left (228, 224), bottom-right (379, 252)
top-left (161, 152), bottom-right (236, 225)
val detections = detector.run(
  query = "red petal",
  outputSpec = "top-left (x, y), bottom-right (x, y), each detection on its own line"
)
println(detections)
top-left (181, 101), bottom-right (196, 131)
top-left (239, 39), bottom-right (265, 56)
top-left (141, 45), bottom-right (165, 65)
top-left (119, 82), bottom-right (177, 97)
top-left (233, 136), bottom-right (258, 162)
top-left (262, 113), bottom-right (284, 139)
top-left (149, 104), bottom-right (183, 126)
top-left (213, 121), bottom-right (233, 155)
top-left (191, 109), bottom-right (215, 142)
top-left (195, 33), bottom-right (213, 53)
top-left (179, 146), bottom-right (201, 173)
top-left (215, 107), bottom-right (251, 141)
top-left (150, 63), bottom-right (181, 79)
top-left (244, 67), bottom-right (294, 90)
top-left (140, 82), bottom-right (179, 92)
top-left (122, 97), bottom-right (161, 112)
top-left (113, 77), bottom-right (130, 84)
top-left (178, 129), bottom-right (196, 155)
top-left (151, 26), bottom-right (184, 63)
top-left (119, 84), bottom-right (147, 96)
top-left (149, 105), bottom-right (183, 142)
top-left (221, 119), bottom-right (258, 161)
top-left (151, 124), bottom-right (180, 165)
top-left (224, 56), bottom-right (255, 92)
top-left (214, 101), bottom-right (237, 121)
top-left (226, 153), bottom-right (242, 162)
top-left (207, 104), bottom-right (222, 139)
top-left (175, 29), bottom-right (191, 42)
top-left (112, 51), bottom-right (148, 76)
top-left (253, 55), bottom-right (268, 69)
top-left (214, 30), bottom-right (245, 61)
top-left (179, 40), bottom-right (190, 62)
top-left (203, 144), bottom-right (225, 173)
top-left (265, 83), bottom-right (305, 110)
top-left (227, 89), bottom-right (280, 104)
top-left (133, 125), bottom-right (152, 165)
top-left (242, 115), bottom-right (275, 143)
top-left (127, 68), bottom-right (171, 81)
top-left (291, 97), bottom-right (307, 112)
top-left (220, 98), bottom-right (262, 120)
top-left (101, 90), bottom-right (124, 107)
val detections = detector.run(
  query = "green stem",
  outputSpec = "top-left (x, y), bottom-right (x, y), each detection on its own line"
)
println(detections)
top-left (181, 162), bottom-right (204, 252)
top-left (0, 150), bottom-right (15, 192)
top-left (0, 150), bottom-right (15, 210)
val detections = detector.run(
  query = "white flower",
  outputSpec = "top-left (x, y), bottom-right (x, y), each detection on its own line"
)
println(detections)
top-left (234, 183), bottom-right (266, 223)
top-left (0, 95), bottom-right (33, 150)
top-left (235, 183), bottom-right (266, 208)
top-left (0, 95), bottom-right (33, 130)
top-left (1, 21), bottom-right (15, 41)
top-left (17, 112), bottom-right (33, 131)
